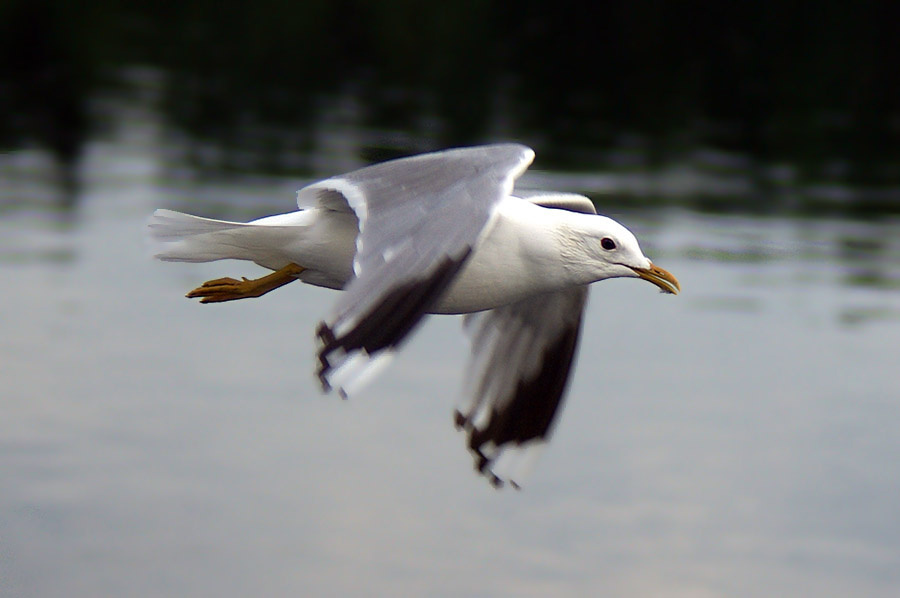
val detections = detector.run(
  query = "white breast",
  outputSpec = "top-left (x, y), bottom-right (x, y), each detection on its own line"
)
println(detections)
top-left (433, 199), bottom-right (575, 314)
top-left (282, 199), bottom-right (585, 315)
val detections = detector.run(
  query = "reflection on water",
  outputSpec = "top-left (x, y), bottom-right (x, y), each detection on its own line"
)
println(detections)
top-left (2, 107), bottom-right (899, 597)
top-left (3, 1), bottom-right (899, 211)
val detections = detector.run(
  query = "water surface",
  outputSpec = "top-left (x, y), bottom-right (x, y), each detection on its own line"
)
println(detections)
top-left (1, 123), bottom-right (899, 597)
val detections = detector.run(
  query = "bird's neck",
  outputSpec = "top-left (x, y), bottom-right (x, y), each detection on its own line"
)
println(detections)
top-left (502, 205), bottom-right (607, 290)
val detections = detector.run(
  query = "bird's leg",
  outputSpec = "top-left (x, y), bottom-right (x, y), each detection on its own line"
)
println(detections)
top-left (186, 263), bottom-right (306, 303)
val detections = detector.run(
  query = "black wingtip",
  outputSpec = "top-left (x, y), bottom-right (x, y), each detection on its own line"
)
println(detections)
top-left (315, 321), bottom-right (337, 390)
top-left (315, 251), bottom-right (472, 397)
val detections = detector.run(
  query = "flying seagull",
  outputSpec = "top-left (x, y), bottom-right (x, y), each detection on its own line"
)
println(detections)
top-left (148, 143), bottom-right (679, 488)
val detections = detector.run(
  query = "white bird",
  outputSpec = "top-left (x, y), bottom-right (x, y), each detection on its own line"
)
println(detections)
top-left (148, 144), bottom-right (679, 488)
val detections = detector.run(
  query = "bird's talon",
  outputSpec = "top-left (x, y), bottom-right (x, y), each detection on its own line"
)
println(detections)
top-left (203, 277), bottom-right (240, 287)
top-left (185, 263), bottom-right (305, 304)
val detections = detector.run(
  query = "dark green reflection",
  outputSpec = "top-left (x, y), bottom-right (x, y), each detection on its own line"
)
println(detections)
top-left (1, 0), bottom-right (898, 213)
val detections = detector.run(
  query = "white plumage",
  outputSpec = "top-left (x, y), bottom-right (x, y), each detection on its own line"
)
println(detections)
top-left (149, 144), bottom-right (679, 488)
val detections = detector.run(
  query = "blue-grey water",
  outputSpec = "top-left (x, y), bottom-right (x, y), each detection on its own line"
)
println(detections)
top-left (2, 113), bottom-right (899, 597)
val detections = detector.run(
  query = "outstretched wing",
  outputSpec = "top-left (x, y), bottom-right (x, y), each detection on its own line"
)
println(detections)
top-left (455, 286), bottom-right (589, 488)
top-left (301, 144), bottom-right (535, 396)
top-left (455, 193), bottom-right (596, 488)
top-left (515, 190), bottom-right (597, 214)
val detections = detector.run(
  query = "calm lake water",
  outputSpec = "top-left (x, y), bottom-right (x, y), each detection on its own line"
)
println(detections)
top-left (2, 110), bottom-right (899, 597)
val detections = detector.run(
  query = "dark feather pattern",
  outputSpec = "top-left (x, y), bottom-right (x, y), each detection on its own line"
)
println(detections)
top-left (316, 251), bottom-right (471, 390)
top-left (456, 286), bottom-right (589, 487)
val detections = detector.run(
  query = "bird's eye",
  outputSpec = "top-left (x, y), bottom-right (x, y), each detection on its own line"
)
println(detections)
top-left (601, 237), bottom-right (616, 251)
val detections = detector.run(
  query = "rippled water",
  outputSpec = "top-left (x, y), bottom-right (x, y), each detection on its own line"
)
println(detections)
top-left (2, 119), bottom-right (899, 597)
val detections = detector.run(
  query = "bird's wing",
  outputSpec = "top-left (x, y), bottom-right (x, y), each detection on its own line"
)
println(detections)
top-left (299, 144), bottom-right (535, 396)
top-left (456, 285), bottom-right (589, 488)
top-left (517, 190), bottom-right (598, 214)
top-left (453, 192), bottom-right (595, 487)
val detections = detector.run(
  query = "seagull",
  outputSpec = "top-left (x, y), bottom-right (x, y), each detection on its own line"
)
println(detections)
top-left (148, 143), bottom-right (679, 488)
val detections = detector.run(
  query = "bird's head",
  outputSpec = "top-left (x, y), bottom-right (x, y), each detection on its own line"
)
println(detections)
top-left (579, 215), bottom-right (680, 294)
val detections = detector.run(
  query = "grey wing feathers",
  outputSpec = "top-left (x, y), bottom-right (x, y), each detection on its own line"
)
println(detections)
top-left (456, 286), bottom-right (589, 488)
top-left (310, 144), bottom-right (535, 396)
top-left (517, 191), bottom-right (597, 214)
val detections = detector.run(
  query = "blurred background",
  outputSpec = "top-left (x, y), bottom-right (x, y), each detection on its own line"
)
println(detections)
top-left (2, 0), bottom-right (899, 207)
top-left (1, 1), bottom-right (898, 597)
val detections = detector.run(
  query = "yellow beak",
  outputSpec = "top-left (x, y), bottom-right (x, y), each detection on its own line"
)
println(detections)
top-left (631, 262), bottom-right (680, 295)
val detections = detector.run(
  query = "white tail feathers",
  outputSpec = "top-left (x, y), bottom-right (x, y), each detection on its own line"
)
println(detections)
top-left (149, 209), bottom-right (248, 240)
top-left (148, 209), bottom-right (257, 263)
